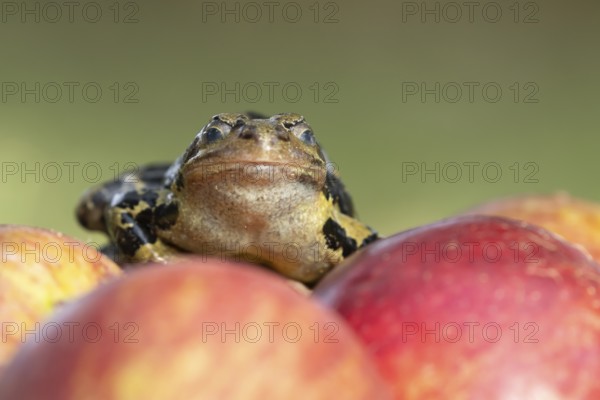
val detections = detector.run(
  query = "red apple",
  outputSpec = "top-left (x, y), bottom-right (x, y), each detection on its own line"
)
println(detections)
top-left (0, 225), bottom-right (121, 370)
top-left (313, 215), bottom-right (600, 399)
top-left (464, 192), bottom-right (600, 263)
top-left (0, 258), bottom-right (392, 400)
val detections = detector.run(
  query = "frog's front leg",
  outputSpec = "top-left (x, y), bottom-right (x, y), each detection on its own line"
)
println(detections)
top-left (105, 189), bottom-right (180, 264)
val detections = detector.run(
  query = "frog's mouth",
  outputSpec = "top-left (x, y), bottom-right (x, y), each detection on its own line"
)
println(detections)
top-left (184, 160), bottom-right (327, 189)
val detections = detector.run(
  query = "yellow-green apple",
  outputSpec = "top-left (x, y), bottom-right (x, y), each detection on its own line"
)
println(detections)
top-left (0, 258), bottom-right (392, 400)
top-left (313, 215), bottom-right (600, 399)
top-left (464, 192), bottom-right (600, 263)
top-left (0, 225), bottom-right (121, 370)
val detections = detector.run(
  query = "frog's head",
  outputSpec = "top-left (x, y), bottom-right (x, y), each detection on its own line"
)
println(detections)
top-left (169, 113), bottom-right (329, 191)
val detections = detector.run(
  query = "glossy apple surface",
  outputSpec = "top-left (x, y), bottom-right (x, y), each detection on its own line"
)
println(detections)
top-left (0, 258), bottom-right (391, 400)
top-left (465, 192), bottom-right (600, 263)
top-left (313, 215), bottom-right (600, 399)
top-left (0, 225), bottom-right (121, 370)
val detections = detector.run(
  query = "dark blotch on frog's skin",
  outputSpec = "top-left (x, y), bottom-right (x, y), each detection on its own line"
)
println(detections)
top-left (155, 202), bottom-right (179, 230)
top-left (134, 208), bottom-right (154, 228)
top-left (114, 225), bottom-right (144, 257)
top-left (116, 191), bottom-right (142, 210)
top-left (323, 218), bottom-right (358, 257)
top-left (139, 190), bottom-right (159, 208)
top-left (361, 232), bottom-right (379, 247)
top-left (115, 190), bottom-right (158, 211)
top-left (115, 212), bottom-right (158, 257)
top-left (323, 172), bottom-right (355, 217)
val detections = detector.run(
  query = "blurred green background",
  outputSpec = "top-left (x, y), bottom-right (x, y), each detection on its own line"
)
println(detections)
top-left (0, 0), bottom-right (598, 245)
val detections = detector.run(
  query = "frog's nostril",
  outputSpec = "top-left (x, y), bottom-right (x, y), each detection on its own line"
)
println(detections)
top-left (275, 126), bottom-right (290, 141)
top-left (238, 125), bottom-right (258, 140)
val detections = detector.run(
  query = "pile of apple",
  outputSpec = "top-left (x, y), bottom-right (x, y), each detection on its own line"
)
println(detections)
top-left (2, 193), bottom-right (600, 399)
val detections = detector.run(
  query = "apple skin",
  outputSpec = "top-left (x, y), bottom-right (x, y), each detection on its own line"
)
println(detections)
top-left (313, 215), bottom-right (600, 399)
top-left (0, 258), bottom-right (392, 400)
top-left (0, 225), bottom-right (121, 370)
top-left (464, 192), bottom-right (600, 263)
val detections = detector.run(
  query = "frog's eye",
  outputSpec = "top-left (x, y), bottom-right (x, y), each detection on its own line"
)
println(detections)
top-left (203, 127), bottom-right (225, 144)
top-left (299, 129), bottom-right (316, 146)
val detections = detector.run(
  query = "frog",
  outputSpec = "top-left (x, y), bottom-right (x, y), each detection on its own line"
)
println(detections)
top-left (76, 112), bottom-right (378, 284)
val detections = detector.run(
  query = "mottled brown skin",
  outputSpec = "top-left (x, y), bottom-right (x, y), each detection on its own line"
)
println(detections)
top-left (76, 113), bottom-right (377, 283)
